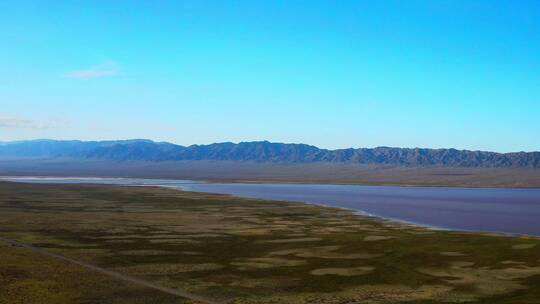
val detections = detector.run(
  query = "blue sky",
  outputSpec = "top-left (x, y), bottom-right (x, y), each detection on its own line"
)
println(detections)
top-left (1, 0), bottom-right (539, 152)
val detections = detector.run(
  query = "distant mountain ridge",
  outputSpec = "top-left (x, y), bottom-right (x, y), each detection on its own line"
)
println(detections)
top-left (1, 139), bottom-right (539, 168)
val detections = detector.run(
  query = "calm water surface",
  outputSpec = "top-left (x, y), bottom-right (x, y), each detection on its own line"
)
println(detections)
top-left (2, 176), bottom-right (540, 236)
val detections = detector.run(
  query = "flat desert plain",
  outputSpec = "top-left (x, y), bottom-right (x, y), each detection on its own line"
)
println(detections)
top-left (1, 182), bottom-right (540, 303)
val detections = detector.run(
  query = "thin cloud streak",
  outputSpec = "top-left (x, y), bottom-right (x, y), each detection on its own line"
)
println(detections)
top-left (0, 114), bottom-right (53, 129)
top-left (66, 62), bottom-right (118, 79)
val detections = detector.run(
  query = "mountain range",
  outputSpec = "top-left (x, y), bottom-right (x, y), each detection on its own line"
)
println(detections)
top-left (1, 139), bottom-right (539, 168)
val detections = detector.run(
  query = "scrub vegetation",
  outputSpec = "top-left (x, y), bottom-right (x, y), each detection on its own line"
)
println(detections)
top-left (1, 181), bottom-right (539, 303)
top-left (0, 242), bottom-right (198, 304)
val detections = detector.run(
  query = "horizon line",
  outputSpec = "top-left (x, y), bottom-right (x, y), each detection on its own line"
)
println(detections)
top-left (2, 138), bottom-right (539, 154)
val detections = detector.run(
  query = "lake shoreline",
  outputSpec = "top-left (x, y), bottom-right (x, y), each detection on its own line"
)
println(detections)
top-left (2, 174), bottom-right (540, 190)
top-left (3, 181), bottom-right (540, 303)
top-left (3, 176), bottom-right (540, 238)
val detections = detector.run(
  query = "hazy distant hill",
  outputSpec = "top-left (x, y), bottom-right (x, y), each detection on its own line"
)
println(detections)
top-left (1, 139), bottom-right (539, 168)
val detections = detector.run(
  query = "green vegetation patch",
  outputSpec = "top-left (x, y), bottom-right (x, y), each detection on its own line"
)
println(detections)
top-left (1, 181), bottom-right (540, 303)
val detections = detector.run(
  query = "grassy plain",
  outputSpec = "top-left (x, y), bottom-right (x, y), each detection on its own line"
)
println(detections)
top-left (1, 181), bottom-right (540, 303)
top-left (0, 242), bottom-right (198, 304)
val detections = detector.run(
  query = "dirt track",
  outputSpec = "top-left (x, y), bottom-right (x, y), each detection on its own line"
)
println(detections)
top-left (0, 236), bottom-right (223, 304)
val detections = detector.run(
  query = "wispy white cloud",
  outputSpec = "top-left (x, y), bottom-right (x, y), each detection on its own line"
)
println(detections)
top-left (0, 114), bottom-right (53, 129)
top-left (66, 61), bottom-right (119, 79)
